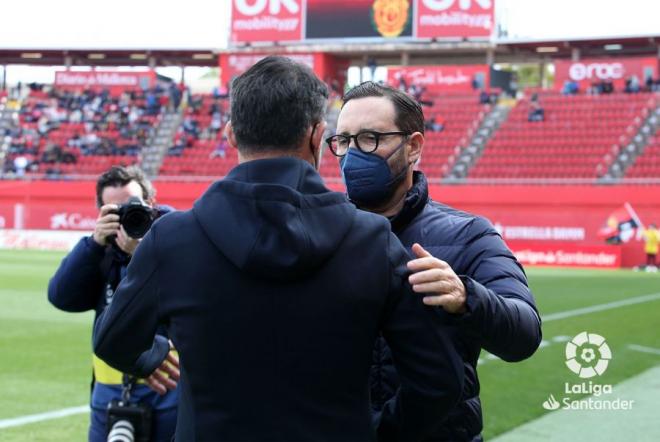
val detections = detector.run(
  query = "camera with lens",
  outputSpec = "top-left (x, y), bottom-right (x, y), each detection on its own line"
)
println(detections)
top-left (111, 196), bottom-right (158, 239)
top-left (106, 399), bottom-right (152, 442)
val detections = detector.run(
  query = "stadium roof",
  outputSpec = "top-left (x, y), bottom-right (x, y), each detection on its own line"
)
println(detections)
top-left (0, 35), bottom-right (657, 69)
top-left (498, 35), bottom-right (660, 60)
top-left (0, 49), bottom-right (218, 68)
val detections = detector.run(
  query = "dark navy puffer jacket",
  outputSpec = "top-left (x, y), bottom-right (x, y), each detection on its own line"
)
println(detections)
top-left (370, 172), bottom-right (542, 441)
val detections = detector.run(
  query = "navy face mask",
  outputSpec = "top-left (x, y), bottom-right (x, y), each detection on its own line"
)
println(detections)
top-left (340, 139), bottom-right (409, 208)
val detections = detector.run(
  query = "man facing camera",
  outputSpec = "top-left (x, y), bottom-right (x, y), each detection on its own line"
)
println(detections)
top-left (330, 82), bottom-right (542, 441)
top-left (48, 165), bottom-right (178, 442)
top-left (93, 56), bottom-right (464, 442)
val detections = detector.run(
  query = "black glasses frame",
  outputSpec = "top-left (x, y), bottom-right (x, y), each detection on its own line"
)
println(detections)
top-left (325, 130), bottom-right (409, 157)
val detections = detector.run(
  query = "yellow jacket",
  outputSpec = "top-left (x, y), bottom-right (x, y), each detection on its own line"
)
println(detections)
top-left (643, 228), bottom-right (659, 255)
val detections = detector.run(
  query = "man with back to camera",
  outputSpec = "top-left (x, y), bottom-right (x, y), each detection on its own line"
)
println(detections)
top-left (92, 56), bottom-right (465, 442)
top-left (48, 165), bottom-right (179, 442)
top-left (328, 82), bottom-right (543, 441)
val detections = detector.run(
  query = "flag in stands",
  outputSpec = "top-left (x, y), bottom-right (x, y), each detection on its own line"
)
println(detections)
top-left (598, 202), bottom-right (643, 244)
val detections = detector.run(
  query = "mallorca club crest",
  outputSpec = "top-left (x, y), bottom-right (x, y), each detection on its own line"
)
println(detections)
top-left (372, 0), bottom-right (410, 38)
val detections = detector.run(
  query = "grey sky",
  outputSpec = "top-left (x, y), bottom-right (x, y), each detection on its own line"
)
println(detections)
top-left (0, 0), bottom-right (657, 50)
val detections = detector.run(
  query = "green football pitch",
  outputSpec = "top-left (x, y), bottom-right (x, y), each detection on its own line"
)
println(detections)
top-left (1, 249), bottom-right (659, 441)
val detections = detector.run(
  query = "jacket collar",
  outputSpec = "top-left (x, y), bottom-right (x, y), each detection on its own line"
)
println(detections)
top-left (389, 171), bottom-right (429, 234)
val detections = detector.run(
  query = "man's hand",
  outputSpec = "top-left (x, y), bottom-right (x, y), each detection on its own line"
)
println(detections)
top-left (92, 204), bottom-right (120, 246)
top-left (407, 243), bottom-right (467, 314)
top-left (115, 225), bottom-right (140, 255)
top-left (146, 350), bottom-right (180, 395)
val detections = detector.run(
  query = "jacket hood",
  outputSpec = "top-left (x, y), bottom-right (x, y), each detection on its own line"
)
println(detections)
top-left (193, 157), bottom-right (356, 280)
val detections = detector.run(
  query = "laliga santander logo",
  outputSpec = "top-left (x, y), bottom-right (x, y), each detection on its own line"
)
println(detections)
top-left (565, 332), bottom-right (612, 379)
top-left (422, 0), bottom-right (492, 11)
top-left (569, 62), bottom-right (625, 81)
top-left (234, 0), bottom-right (299, 16)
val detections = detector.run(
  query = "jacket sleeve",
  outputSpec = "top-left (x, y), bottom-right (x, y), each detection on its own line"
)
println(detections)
top-left (92, 227), bottom-right (169, 378)
top-left (48, 236), bottom-right (107, 312)
top-left (376, 232), bottom-right (464, 442)
top-left (458, 217), bottom-right (542, 362)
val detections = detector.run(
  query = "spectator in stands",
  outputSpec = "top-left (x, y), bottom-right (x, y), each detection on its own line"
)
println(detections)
top-left (182, 116), bottom-right (199, 137)
top-left (425, 115), bottom-right (445, 132)
top-left (210, 111), bottom-right (223, 134)
top-left (397, 74), bottom-right (408, 92)
top-left (562, 80), bottom-right (579, 95)
top-left (528, 93), bottom-right (545, 122)
top-left (645, 75), bottom-right (654, 92)
top-left (479, 89), bottom-right (491, 104)
top-left (625, 75), bottom-right (641, 93)
top-left (330, 81), bottom-right (541, 442)
top-left (169, 83), bottom-right (181, 110)
top-left (13, 156), bottom-right (29, 177)
top-left (40, 144), bottom-right (63, 164)
top-left (93, 56), bottom-right (463, 442)
top-left (642, 223), bottom-right (659, 272)
top-left (48, 166), bottom-right (178, 442)
top-left (597, 80), bottom-right (614, 94)
top-left (146, 90), bottom-right (160, 115)
top-left (209, 135), bottom-right (228, 159)
top-left (159, 92), bottom-right (170, 113)
top-left (471, 75), bottom-right (483, 90)
top-left (167, 137), bottom-right (186, 157)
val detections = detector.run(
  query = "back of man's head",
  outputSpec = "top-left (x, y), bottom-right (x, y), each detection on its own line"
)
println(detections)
top-left (342, 81), bottom-right (425, 135)
top-left (230, 56), bottom-right (329, 154)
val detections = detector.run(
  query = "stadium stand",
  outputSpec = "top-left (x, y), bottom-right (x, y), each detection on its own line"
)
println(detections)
top-left (158, 93), bottom-right (234, 178)
top-left (626, 134), bottom-right (660, 178)
top-left (421, 93), bottom-right (490, 179)
top-left (2, 84), bottom-right (658, 184)
top-left (468, 92), bottom-right (655, 180)
top-left (2, 85), bottom-right (167, 178)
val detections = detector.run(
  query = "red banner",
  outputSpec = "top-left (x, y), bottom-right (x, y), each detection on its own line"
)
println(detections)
top-left (0, 203), bottom-right (97, 231)
top-left (2, 181), bottom-right (659, 268)
top-left (54, 71), bottom-right (155, 93)
top-left (554, 57), bottom-right (658, 91)
top-left (508, 242), bottom-right (622, 269)
top-left (230, 0), bottom-right (303, 43)
top-left (220, 53), bottom-right (314, 86)
top-left (386, 64), bottom-right (489, 92)
top-left (219, 52), bottom-right (348, 89)
top-left (416, 0), bottom-right (494, 39)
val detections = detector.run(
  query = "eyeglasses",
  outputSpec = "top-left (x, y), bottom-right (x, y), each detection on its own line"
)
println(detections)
top-left (325, 130), bottom-right (409, 157)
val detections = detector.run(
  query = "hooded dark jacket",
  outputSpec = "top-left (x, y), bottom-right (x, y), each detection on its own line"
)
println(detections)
top-left (93, 157), bottom-right (464, 442)
top-left (370, 172), bottom-right (542, 441)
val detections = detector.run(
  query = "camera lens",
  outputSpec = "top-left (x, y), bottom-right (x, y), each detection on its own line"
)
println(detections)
top-left (121, 208), bottom-right (153, 238)
top-left (107, 419), bottom-right (134, 442)
top-left (118, 197), bottom-right (156, 239)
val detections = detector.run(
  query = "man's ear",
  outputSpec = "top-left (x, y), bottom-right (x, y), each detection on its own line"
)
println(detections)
top-left (312, 121), bottom-right (328, 152)
top-left (407, 132), bottom-right (424, 165)
top-left (224, 122), bottom-right (238, 149)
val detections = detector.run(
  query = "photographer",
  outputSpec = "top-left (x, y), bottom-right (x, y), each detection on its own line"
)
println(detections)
top-left (48, 166), bottom-right (178, 442)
